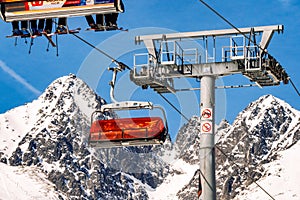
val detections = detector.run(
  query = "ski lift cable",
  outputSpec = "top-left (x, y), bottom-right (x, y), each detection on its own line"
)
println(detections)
top-left (162, 94), bottom-right (275, 199)
top-left (157, 93), bottom-right (189, 121)
top-left (198, 0), bottom-right (272, 53)
top-left (289, 78), bottom-right (300, 96)
top-left (198, 0), bottom-right (300, 97)
top-left (215, 146), bottom-right (276, 200)
top-left (156, 93), bottom-right (212, 194)
top-left (71, 33), bottom-right (131, 70)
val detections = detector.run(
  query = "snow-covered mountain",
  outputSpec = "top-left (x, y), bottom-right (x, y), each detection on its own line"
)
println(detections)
top-left (0, 74), bottom-right (164, 199)
top-left (176, 95), bottom-right (300, 200)
top-left (217, 95), bottom-right (300, 199)
top-left (0, 75), bottom-right (300, 200)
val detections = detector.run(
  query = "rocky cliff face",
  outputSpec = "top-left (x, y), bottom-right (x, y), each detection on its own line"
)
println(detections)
top-left (216, 95), bottom-right (300, 199)
top-left (0, 74), bottom-right (165, 199)
top-left (1, 75), bottom-right (299, 200)
top-left (176, 95), bottom-right (300, 200)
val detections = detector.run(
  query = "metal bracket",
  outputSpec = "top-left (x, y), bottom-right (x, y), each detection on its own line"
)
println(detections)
top-left (100, 101), bottom-right (153, 112)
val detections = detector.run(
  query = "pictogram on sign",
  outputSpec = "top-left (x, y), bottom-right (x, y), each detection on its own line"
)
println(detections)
top-left (201, 108), bottom-right (213, 120)
top-left (201, 122), bottom-right (212, 134)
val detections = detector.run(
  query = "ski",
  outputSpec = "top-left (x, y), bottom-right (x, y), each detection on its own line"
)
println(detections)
top-left (86, 27), bottom-right (105, 32)
top-left (7, 32), bottom-right (44, 39)
top-left (6, 34), bottom-right (32, 38)
top-left (86, 26), bottom-right (128, 32)
top-left (41, 27), bottom-right (80, 47)
top-left (106, 26), bottom-right (128, 32)
top-left (51, 27), bottom-right (81, 36)
top-left (31, 33), bottom-right (43, 38)
top-left (42, 32), bottom-right (56, 47)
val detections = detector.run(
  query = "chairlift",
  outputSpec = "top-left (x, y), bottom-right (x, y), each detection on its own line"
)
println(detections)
top-left (89, 66), bottom-right (168, 148)
top-left (0, 0), bottom-right (123, 22)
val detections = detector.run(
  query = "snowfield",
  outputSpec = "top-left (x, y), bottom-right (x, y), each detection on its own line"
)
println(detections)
top-left (234, 141), bottom-right (300, 200)
top-left (0, 75), bottom-right (299, 199)
top-left (147, 159), bottom-right (198, 200)
top-left (0, 163), bottom-right (60, 200)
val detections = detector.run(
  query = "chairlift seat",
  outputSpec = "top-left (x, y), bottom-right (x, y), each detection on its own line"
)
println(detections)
top-left (89, 117), bottom-right (167, 147)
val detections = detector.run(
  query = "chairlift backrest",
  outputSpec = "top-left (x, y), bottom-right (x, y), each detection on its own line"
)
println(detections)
top-left (89, 101), bottom-right (168, 148)
top-left (90, 117), bottom-right (166, 140)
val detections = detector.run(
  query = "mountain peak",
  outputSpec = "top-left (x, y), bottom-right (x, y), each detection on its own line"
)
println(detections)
top-left (247, 94), bottom-right (284, 110)
top-left (255, 94), bottom-right (286, 105)
top-left (37, 74), bottom-right (105, 122)
top-left (215, 95), bottom-right (300, 199)
top-left (1, 74), bottom-right (300, 200)
top-left (41, 73), bottom-right (78, 96)
top-left (1, 75), bottom-right (153, 199)
top-left (234, 94), bottom-right (299, 127)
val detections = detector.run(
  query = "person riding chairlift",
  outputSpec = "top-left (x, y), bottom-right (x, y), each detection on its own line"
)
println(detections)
top-left (12, 21), bottom-right (29, 36)
top-left (11, 17), bottom-right (67, 36)
top-left (85, 13), bottom-right (120, 30)
top-left (85, 0), bottom-right (124, 30)
top-left (56, 18), bottom-right (68, 34)
top-left (29, 19), bottom-right (53, 36)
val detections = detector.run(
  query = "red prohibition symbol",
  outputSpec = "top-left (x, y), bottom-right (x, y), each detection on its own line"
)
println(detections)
top-left (201, 122), bottom-right (212, 133)
top-left (202, 109), bottom-right (212, 119)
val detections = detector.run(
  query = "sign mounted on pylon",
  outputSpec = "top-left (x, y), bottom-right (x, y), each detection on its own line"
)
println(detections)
top-left (201, 108), bottom-right (213, 120)
top-left (201, 122), bottom-right (212, 134)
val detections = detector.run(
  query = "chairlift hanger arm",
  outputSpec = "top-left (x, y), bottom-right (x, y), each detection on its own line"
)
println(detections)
top-left (100, 66), bottom-right (154, 112)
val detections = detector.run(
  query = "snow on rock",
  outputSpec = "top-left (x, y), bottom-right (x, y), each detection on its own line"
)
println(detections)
top-left (0, 74), bottom-right (152, 199)
top-left (234, 141), bottom-right (300, 200)
top-left (1, 74), bottom-right (300, 200)
top-left (0, 96), bottom-right (41, 158)
top-left (147, 159), bottom-right (198, 200)
top-left (174, 94), bottom-right (300, 200)
top-left (216, 94), bottom-right (300, 199)
top-left (0, 163), bottom-right (60, 200)
top-left (174, 116), bottom-right (201, 165)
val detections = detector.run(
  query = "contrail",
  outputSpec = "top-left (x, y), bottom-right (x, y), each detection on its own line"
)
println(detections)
top-left (0, 60), bottom-right (41, 96)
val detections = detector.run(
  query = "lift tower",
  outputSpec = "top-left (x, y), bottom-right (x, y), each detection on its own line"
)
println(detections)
top-left (130, 25), bottom-right (288, 199)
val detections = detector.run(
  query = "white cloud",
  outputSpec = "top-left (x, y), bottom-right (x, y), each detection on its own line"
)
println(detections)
top-left (0, 60), bottom-right (41, 96)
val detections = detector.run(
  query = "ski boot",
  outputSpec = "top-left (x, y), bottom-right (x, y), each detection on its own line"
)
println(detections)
top-left (21, 28), bottom-right (30, 37)
top-left (56, 25), bottom-right (67, 34)
top-left (96, 24), bottom-right (106, 31)
top-left (12, 29), bottom-right (22, 36)
top-left (31, 28), bottom-right (41, 36)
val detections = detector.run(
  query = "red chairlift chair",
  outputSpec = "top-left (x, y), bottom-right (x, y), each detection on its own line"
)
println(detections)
top-left (88, 66), bottom-right (168, 148)
top-left (89, 101), bottom-right (168, 148)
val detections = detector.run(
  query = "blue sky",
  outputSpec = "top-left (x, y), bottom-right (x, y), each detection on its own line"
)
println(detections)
top-left (0, 0), bottom-right (299, 139)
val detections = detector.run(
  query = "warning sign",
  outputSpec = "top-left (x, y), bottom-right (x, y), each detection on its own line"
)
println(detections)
top-left (201, 122), bottom-right (212, 134)
top-left (201, 108), bottom-right (213, 120)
